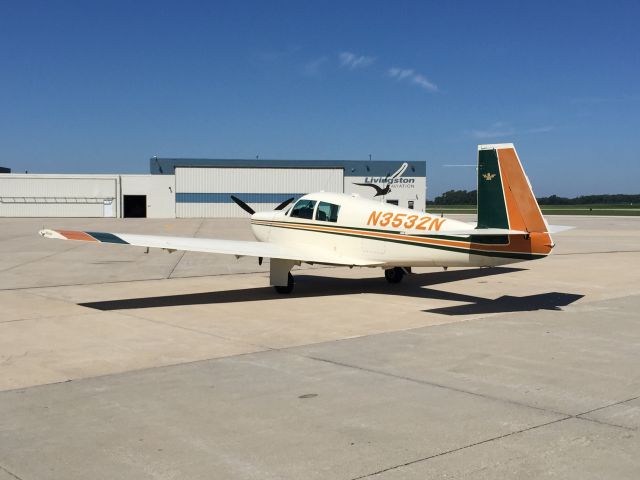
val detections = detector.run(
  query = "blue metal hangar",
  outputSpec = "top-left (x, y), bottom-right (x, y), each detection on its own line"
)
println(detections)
top-left (151, 158), bottom-right (426, 218)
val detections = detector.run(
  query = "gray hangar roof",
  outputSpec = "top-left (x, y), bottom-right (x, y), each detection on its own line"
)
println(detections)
top-left (150, 158), bottom-right (426, 177)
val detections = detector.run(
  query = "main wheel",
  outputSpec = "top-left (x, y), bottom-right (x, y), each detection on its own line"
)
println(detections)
top-left (384, 267), bottom-right (404, 284)
top-left (274, 272), bottom-right (294, 294)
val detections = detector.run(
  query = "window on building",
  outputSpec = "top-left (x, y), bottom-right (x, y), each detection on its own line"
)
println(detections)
top-left (290, 199), bottom-right (316, 219)
top-left (315, 201), bottom-right (340, 222)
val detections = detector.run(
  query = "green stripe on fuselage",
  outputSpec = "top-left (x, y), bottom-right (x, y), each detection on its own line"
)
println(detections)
top-left (477, 149), bottom-right (509, 229)
top-left (251, 220), bottom-right (543, 260)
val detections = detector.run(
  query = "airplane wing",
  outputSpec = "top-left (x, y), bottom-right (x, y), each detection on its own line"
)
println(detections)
top-left (38, 229), bottom-right (380, 266)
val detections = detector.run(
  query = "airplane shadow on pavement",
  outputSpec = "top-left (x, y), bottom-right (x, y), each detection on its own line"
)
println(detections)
top-left (80, 266), bottom-right (584, 316)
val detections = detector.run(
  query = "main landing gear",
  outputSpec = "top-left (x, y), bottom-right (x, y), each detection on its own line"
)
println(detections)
top-left (274, 272), bottom-right (294, 294)
top-left (271, 258), bottom-right (297, 294)
top-left (384, 267), bottom-right (407, 284)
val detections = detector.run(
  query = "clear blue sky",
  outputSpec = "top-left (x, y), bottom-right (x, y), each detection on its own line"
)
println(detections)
top-left (1, 0), bottom-right (638, 198)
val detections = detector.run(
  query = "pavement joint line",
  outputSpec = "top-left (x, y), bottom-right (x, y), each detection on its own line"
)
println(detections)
top-left (0, 316), bottom-right (70, 324)
top-left (576, 394), bottom-right (640, 416)
top-left (115, 308), bottom-right (275, 353)
top-left (349, 416), bottom-right (572, 479)
top-left (0, 345), bottom-right (286, 395)
top-left (302, 354), bottom-right (570, 417)
top-left (574, 416), bottom-right (637, 432)
top-left (166, 218), bottom-right (205, 279)
top-left (300, 354), bottom-right (639, 433)
top-left (298, 353), bottom-right (640, 434)
top-left (0, 265), bottom-right (336, 292)
top-left (0, 242), bottom-right (85, 274)
top-left (0, 464), bottom-right (23, 480)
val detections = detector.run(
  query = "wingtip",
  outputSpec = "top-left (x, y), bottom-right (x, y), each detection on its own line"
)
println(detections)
top-left (39, 229), bottom-right (63, 239)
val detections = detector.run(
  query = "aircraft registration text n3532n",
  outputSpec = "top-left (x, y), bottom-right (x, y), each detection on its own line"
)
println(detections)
top-left (367, 211), bottom-right (446, 231)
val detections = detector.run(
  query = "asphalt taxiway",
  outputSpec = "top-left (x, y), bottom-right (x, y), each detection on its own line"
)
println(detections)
top-left (0, 215), bottom-right (639, 479)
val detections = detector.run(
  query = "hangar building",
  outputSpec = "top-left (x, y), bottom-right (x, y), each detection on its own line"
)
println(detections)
top-left (0, 158), bottom-right (426, 218)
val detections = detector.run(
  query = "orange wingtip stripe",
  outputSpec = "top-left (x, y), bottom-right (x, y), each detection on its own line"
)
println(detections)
top-left (57, 230), bottom-right (98, 242)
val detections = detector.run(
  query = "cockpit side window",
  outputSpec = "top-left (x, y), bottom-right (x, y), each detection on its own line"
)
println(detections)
top-left (289, 199), bottom-right (317, 219)
top-left (315, 202), bottom-right (340, 222)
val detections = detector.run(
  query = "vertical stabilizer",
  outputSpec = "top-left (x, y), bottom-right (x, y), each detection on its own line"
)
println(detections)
top-left (477, 144), bottom-right (548, 233)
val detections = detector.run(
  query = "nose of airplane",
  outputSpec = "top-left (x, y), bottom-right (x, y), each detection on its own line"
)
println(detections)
top-left (251, 210), bottom-right (280, 222)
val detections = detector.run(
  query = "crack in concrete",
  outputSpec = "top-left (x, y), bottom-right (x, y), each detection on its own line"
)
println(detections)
top-left (116, 309), bottom-right (274, 353)
top-left (0, 464), bottom-right (23, 480)
top-left (302, 354), bottom-right (639, 434)
top-left (0, 242), bottom-right (84, 274)
top-left (304, 355), bottom-right (569, 418)
top-left (167, 218), bottom-right (205, 280)
top-left (576, 394), bottom-right (640, 416)
top-left (349, 417), bottom-right (570, 479)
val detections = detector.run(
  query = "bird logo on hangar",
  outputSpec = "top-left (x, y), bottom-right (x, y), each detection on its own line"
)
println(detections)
top-left (353, 162), bottom-right (413, 197)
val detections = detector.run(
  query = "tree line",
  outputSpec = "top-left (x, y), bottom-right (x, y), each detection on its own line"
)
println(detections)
top-left (428, 190), bottom-right (640, 205)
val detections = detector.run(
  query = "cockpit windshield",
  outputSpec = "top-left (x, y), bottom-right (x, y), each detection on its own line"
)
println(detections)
top-left (289, 199), bottom-right (316, 219)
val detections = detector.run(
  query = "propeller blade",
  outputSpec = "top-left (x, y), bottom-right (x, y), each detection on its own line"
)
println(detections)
top-left (274, 197), bottom-right (295, 211)
top-left (230, 195), bottom-right (255, 215)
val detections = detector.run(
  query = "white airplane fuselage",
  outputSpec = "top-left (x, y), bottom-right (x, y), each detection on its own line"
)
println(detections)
top-left (250, 192), bottom-right (537, 269)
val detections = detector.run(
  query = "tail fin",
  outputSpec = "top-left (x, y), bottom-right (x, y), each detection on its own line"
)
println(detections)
top-left (477, 143), bottom-right (548, 233)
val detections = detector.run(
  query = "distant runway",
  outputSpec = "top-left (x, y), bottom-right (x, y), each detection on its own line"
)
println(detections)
top-left (0, 215), bottom-right (639, 479)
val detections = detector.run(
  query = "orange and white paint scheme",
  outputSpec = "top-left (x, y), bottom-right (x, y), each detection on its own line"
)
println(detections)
top-left (40, 144), bottom-right (570, 293)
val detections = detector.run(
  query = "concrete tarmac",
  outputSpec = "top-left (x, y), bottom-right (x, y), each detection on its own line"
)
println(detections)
top-left (0, 216), bottom-right (639, 479)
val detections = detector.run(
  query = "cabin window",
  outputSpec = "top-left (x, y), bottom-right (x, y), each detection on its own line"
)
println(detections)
top-left (315, 202), bottom-right (340, 222)
top-left (290, 199), bottom-right (316, 219)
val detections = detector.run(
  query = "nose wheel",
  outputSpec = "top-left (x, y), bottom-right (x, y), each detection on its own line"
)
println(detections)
top-left (384, 267), bottom-right (405, 284)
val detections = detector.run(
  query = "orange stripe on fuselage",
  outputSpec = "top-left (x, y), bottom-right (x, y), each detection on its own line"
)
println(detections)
top-left (253, 220), bottom-right (551, 256)
top-left (57, 230), bottom-right (98, 242)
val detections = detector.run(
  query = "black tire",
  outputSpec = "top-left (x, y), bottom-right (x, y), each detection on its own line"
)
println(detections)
top-left (274, 272), bottom-right (294, 294)
top-left (384, 267), bottom-right (404, 284)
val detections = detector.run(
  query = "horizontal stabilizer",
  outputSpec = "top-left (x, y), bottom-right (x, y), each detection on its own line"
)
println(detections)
top-left (547, 225), bottom-right (574, 234)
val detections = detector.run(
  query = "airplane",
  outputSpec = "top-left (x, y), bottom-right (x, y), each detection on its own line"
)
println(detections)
top-left (39, 144), bottom-right (568, 294)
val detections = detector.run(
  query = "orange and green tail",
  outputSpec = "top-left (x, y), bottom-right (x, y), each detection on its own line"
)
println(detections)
top-left (476, 144), bottom-right (553, 256)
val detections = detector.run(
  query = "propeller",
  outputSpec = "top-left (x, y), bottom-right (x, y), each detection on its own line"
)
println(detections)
top-left (230, 195), bottom-right (256, 215)
top-left (230, 195), bottom-right (295, 215)
top-left (274, 197), bottom-right (295, 210)
top-left (230, 195), bottom-right (295, 268)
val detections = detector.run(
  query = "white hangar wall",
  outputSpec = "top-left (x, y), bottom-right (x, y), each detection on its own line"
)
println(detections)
top-left (155, 158), bottom-right (427, 218)
top-left (175, 167), bottom-right (344, 218)
top-left (120, 175), bottom-right (175, 219)
top-left (0, 174), bottom-right (118, 217)
top-left (0, 159), bottom-right (426, 219)
top-left (0, 174), bottom-right (175, 218)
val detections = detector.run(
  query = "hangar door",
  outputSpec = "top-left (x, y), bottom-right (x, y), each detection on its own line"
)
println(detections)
top-left (0, 176), bottom-right (117, 217)
top-left (175, 167), bottom-right (344, 218)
